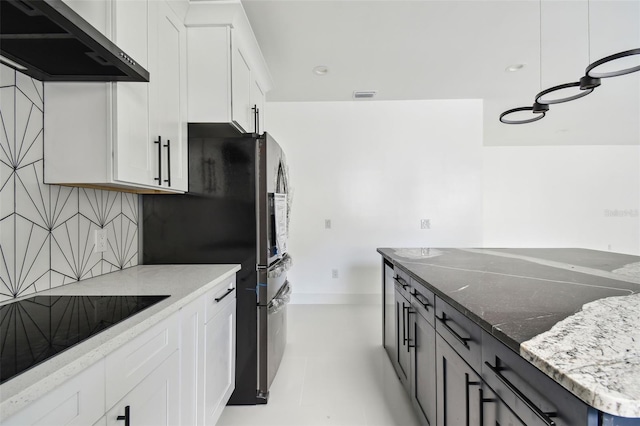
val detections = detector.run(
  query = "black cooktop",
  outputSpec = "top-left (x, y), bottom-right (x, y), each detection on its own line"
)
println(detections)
top-left (0, 295), bottom-right (169, 384)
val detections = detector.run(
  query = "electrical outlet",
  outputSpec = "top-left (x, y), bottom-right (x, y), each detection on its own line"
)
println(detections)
top-left (94, 229), bottom-right (107, 253)
top-left (332, 269), bottom-right (339, 279)
top-left (420, 219), bottom-right (431, 229)
top-left (325, 219), bottom-right (332, 229)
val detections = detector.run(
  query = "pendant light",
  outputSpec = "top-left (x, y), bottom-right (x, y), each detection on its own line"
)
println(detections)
top-left (535, 0), bottom-right (599, 105)
top-left (499, 0), bottom-right (548, 125)
top-left (586, 48), bottom-right (640, 78)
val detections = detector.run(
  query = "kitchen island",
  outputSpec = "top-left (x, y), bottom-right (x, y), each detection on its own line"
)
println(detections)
top-left (0, 264), bottom-right (240, 424)
top-left (378, 247), bottom-right (640, 425)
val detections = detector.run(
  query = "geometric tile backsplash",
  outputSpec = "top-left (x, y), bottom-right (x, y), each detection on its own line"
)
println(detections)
top-left (0, 65), bottom-right (138, 303)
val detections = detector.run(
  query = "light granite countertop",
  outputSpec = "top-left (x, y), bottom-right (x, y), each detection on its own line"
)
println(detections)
top-left (0, 264), bottom-right (240, 421)
top-left (378, 247), bottom-right (640, 418)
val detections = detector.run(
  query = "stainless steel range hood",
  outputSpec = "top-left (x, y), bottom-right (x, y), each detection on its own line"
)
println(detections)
top-left (0, 0), bottom-right (149, 82)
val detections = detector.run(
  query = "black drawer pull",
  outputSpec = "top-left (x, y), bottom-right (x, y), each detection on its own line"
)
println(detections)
top-left (394, 275), bottom-right (409, 289)
top-left (215, 288), bottom-right (235, 303)
top-left (485, 358), bottom-right (557, 426)
top-left (412, 290), bottom-right (431, 311)
top-left (436, 313), bottom-right (471, 349)
top-left (117, 405), bottom-right (130, 426)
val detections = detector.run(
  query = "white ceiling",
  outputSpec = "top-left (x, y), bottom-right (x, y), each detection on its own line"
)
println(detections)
top-left (241, 0), bottom-right (640, 146)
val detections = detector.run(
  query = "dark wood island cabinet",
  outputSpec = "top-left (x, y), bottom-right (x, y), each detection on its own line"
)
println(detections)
top-left (379, 248), bottom-right (640, 426)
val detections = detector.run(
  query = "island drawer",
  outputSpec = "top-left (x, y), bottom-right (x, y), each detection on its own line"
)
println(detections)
top-left (434, 296), bottom-right (482, 372)
top-left (481, 331), bottom-right (590, 426)
top-left (409, 283), bottom-right (435, 326)
top-left (392, 267), bottom-right (411, 299)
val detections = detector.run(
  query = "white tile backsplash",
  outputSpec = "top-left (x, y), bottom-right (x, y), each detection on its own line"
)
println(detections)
top-left (0, 64), bottom-right (139, 303)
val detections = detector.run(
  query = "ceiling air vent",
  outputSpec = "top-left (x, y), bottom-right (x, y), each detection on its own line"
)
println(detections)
top-left (353, 91), bottom-right (377, 99)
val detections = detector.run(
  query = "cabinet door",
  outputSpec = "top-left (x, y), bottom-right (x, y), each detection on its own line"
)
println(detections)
top-left (395, 286), bottom-right (410, 389)
top-left (479, 384), bottom-right (527, 426)
top-left (231, 34), bottom-right (253, 133)
top-left (106, 350), bottom-right (180, 426)
top-left (203, 296), bottom-right (236, 426)
top-left (4, 360), bottom-right (105, 426)
top-left (436, 333), bottom-right (481, 426)
top-left (180, 296), bottom-right (205, 426)
top-left (411, 310), bottom-right (437, 426)
top-left (149, 0), bottom-right (188, 192)
top-left (112, 0), bottom-right (153, 187)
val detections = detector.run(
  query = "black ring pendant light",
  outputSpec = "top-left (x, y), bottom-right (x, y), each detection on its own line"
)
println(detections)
top-left (534, 81), bottom-right (594, 105)
top-left (499, 2), bottom-right (640, 124)
top-left (499, 106), bottom-right (546, 125)
top-left (586, 48), bottom-right (640, 78)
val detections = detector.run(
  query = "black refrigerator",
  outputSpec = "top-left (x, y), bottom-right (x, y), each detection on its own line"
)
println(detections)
top-left (142, 124), bottom-right (291, 405)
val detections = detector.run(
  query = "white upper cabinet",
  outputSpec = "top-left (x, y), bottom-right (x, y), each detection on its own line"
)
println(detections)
top-left (44, 0), bottom-right (187, 193)
top-left (185, 1), bottom-right (272, 134)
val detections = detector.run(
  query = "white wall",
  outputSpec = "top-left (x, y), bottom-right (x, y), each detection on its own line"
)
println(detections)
top-left (483, 146), bottom-right (640, 255)
top-left (267, 100), bottom-right (484, 304)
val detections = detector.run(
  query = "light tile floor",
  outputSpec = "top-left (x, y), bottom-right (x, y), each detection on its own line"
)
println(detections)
top-left (218, 304), bottom-right (420, 426)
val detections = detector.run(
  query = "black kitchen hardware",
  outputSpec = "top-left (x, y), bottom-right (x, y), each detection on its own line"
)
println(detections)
top-left (117, 405), bottom-right (131, 426)
top-left (0, 0), bottom-right (149, 82)
top-left (0, 295), bottom-right (169, 384)
top-left (252, 104), bottom-right (260, 134)
top-left (394, 275), bottom-right (409, 289)
top-left (143, 127), bottom-right (291, 405)
top-left (164, 139), bottom-right (171, 187)
top-left (466, 374), bottom-right (482, 426)
top-left (214, 288), bottom-right (235, 303)
top-left (154, 136), bottom-right (162, 185)
top-left (478, 388), bottom-right (497, 426)
top-left (485, 358), bottom-right (558, 426)
top-left (436, 313), bottom-right (471, 349)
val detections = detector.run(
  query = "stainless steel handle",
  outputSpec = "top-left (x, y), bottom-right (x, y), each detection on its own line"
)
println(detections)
top-left (163, 139), bottom-right (171, 187)
top-left (215, 288), bottom-right (235, 303)
top-left (154, 136), bottom-right (162, 185)
top-left (436, 313), bottom-right (471, 349)
top-left (485, 358), bottom-right (557, 426)
top-left (116, 405), bottom-right (130, 426)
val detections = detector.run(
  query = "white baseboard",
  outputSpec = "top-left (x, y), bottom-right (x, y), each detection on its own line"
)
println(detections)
top-left (290, 293), bottom-right (382, 305)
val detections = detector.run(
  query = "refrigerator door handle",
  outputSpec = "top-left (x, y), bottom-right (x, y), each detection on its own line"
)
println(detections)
top-left (267, 281), bottom-right (292, 314)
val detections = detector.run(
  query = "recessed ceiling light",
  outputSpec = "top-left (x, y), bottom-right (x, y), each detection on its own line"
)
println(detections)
top-left (313, 65), bottom-right (329, 76)
top-left (353, 91), bottom-right (377, 99)
top-left (505, 64), bottom-right (525, 72)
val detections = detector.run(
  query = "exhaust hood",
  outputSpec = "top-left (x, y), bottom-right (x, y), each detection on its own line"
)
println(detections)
top-left (0, 0), bottom-right (149, 82)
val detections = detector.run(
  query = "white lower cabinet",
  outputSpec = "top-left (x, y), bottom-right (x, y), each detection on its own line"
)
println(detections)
top-left (3, 359), bottom-right (105, 426)
top-left (106, 351), bottom-right (180, 426)
top-left (203, 296), bottom-right (236, 426)
top-left (2, 274), bottom-right (237, 426)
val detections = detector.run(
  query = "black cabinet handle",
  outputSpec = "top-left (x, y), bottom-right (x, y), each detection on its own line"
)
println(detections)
top-left (405, 308), bottom-right (415, 352)
top-left (163, 139), bottom-right (171, 187)
top-left (154, 136), bottom-right (162, 185)
top-left (215, 288), bottom-right (235, 303)
top-left (116, 405), bottom-right (130, 426)
top-left (465, 374), bottom-right (482, 426)
top-left (436, 313), bottom-right (471, 349)
top-left (252, 104), bottom-right (260, 134)
top-left (478, 388), bottom-right (496, 426)
top-left (394, 275), bottom-right (409, 289)
top-left (412, 290), bottom-right (431, 311)
top-left (485, 358), bottom-right (557, 426)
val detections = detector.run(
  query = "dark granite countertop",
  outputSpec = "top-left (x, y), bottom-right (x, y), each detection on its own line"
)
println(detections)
top-left (377, 247), bottom-right (640, 352)
top-left (378, 247), bottom-right (640, 417)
